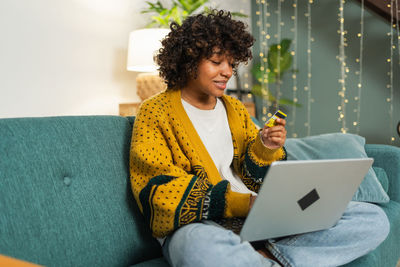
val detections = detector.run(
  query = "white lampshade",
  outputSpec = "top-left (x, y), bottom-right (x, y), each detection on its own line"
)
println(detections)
top-left (127, 28), bottom-right (169, 72)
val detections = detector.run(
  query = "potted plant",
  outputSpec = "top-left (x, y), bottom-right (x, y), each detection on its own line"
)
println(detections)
top-left (141, 0), bottom-right (247, 28)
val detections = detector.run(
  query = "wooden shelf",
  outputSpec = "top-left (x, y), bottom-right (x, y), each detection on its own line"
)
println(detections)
top-left (119, 102), bottom-right (141, 116)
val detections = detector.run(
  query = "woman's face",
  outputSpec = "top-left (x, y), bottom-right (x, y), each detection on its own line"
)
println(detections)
top-left (183, 49), bottom-right (234, 106)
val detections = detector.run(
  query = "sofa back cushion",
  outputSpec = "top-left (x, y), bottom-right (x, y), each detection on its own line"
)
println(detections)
top-left (0, 116), bottom-right (161, 266)
top-left (284, 133), bottom-right (390, 204)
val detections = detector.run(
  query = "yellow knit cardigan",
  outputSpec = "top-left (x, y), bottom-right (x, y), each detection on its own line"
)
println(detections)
top-left (130, 89), bottom-right (286, 238)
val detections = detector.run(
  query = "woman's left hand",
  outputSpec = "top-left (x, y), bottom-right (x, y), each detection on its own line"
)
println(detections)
top-left (260, 118), bottom-right (287, 149)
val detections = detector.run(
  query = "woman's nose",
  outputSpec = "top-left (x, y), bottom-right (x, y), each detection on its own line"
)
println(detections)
top-left (221, 60), bottom-right (233, 78)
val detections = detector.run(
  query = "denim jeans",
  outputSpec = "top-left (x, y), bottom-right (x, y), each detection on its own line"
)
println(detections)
top-left (162, 201), bottom-right (389, 267)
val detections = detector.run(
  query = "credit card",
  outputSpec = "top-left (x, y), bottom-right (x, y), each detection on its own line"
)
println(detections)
top-left (265, 110), bottom-right (287, 127)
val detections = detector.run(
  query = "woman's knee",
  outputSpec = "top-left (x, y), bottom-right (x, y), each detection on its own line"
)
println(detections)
top-left (167, 223), bottom-right (237, 251)
top-left (348, 202), bottom-right (390, 244)
top-left (163, 223), bottom-right (235, 266)
top-left (368, 204), bottom-right (390, 243)
top-left (163, 222), bottom-right (267, 267)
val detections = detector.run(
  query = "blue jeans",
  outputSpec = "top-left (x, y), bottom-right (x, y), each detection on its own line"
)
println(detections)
top-left (162, 201), bottom-right (389, 267)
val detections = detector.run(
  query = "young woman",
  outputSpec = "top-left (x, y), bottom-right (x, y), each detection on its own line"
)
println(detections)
top-left (130, 10), bottom-right (389, 267)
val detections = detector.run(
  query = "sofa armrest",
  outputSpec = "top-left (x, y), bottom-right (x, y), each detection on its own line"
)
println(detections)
top-left (365, 144), bottom-right (400, 202)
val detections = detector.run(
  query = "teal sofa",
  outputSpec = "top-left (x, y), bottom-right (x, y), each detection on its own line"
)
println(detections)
top-left (0, 115), bottom-right (399, 267)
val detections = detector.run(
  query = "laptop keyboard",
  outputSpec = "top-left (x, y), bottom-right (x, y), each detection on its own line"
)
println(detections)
top-left (214, 217), bottom-right (245, 235)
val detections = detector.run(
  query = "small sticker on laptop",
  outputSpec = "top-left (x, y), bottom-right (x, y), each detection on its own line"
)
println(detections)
top-left (298, 188), bottom-right (320, 211)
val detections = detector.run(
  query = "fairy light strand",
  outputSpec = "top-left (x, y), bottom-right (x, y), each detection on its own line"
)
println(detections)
top-left (396, 0), bottom-right (400, 144)
top-left (291, 0), bottom-right (298, 138)
top-left (263, 0), bottom-right (272, 119)
top-left (257, 0), bottom-right (266, 95)
top-left (275, 0), bottom-right (282, 110)
top-left (388, 0), bottom-right (395, 143)
top-left (257, 0), bottom-right (271, 122)
top-left (305, 0), bottom-right (313, 136)
top-left (355, 0), bottom-right (364, 134)
top-left (396, 0), bottom-right (400, 66)
top-left (338, 0), bottom-right (348, 134)
top-left (241, 0), bottom-right (251, 104)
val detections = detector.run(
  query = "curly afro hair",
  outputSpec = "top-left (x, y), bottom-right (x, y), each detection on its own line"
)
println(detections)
top-left (156, 9), bottom-right (255, 90)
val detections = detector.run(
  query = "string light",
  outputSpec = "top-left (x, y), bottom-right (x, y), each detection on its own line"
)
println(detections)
top-left (256, 0), bottom-right (271, 122)
top-left (241, 0), bottom-right (251, 103)
top-left (396, 0), bottom-right (400, 66)
top-left (395, 0), bottom-right (400, 144)
top-left (275, 0), bottom-right (283, 110)
top-left (355, 0), bottom-right (364, 134)
top-left (395, 0), bottom-right (400, 140)
top-left (305, 0), bottom-right (313, 136)
top-left (388, 0), bottom-right (395, 143)
top-left (254, 0), bottom-right (396, 143)
top-left (338, 0), bottom-right (348, 134)
top-left (290, 0), bottom-right (298, 138)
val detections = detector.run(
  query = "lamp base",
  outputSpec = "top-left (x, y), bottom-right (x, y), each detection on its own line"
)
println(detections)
top-left (119, 102), bottom-right (141, 116)
top-left (136, 72), bottom-right (167, 101)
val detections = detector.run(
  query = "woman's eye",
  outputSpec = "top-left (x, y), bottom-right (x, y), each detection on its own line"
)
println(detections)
top-left (210, 60), bottom-right (220, 65)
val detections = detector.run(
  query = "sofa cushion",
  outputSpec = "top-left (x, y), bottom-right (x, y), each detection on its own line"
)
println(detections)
top-left (0, 116), bottom-right (161, 267)
top-left (285, 133), bottom-right (390, 204)
top-left (373, 167), bottom-right (389, 193)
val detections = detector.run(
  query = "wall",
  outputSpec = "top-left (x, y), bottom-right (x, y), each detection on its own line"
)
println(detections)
top-left (0, 0), bottom-right (251, 118)
top-left (251, 0), bottom-right (399, 145)
top-left (0, 0), bottom-right (140, 117)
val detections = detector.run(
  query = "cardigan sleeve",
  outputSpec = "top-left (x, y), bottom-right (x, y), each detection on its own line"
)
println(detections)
top-left (130, 102), bottom-right (250, 238)
top-left (229, 98), bottom-right (287, 190)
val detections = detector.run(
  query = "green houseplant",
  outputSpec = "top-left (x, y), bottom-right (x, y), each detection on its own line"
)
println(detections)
top-left (142, 0), bottom-right (247, 28)
top-left (251, 38), bottom-right (300, 111)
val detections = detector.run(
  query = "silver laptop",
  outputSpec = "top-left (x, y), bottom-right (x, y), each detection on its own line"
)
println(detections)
top-left (239, 158), bottom-right (373, 242)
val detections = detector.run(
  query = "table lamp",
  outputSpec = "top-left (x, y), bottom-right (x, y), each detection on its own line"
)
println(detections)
top-left (127, 28), bottom-right (169, 100)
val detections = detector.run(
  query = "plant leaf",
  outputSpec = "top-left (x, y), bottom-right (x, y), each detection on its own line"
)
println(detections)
top-left (278, 98), bottom-right (301, 107)
top-left (142, 1), bottom-right (166, 14)
top-left (231, 12), bottom-right (248, 18)
top-left (267, 41), bottom-right (293, 76)
top-left (170, 6), bottom-right (183, 25)
top-left (280, 39), bottom-right (291, 53)
top-left (176, 0), bottom-right (210, 14)
top-left (251, 63), bottom-right (276, 84)
top-left (279, 53), bottom-right (293, 74)
top-left (251, 84), bottom-right (276, 102)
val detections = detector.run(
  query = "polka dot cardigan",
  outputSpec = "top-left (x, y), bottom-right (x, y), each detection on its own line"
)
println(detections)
top-left (129, 89), bottom-right (286, 238)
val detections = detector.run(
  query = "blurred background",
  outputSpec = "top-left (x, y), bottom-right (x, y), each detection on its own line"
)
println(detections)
top-left (0, 0), bottom-right (398, 145)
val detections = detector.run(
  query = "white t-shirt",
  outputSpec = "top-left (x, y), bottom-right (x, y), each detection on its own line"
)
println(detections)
top-left (182, 98), bottom-right (256, 196)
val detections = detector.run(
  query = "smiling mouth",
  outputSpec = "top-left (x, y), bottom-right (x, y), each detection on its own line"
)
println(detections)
top-left (214, 81), bottom-right (228, 89)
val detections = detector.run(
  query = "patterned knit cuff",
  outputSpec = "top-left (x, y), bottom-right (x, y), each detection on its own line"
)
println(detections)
top-left (244, 152), bottom-right (270, 183)
top-left (208, 180), bottom-right (229, 220)
top-left (252, 132), bottom-right (284, 161)
top-left (139, 175), bottom-right (175, 226)
top-left (245, 136), bottom-right (287, 183)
